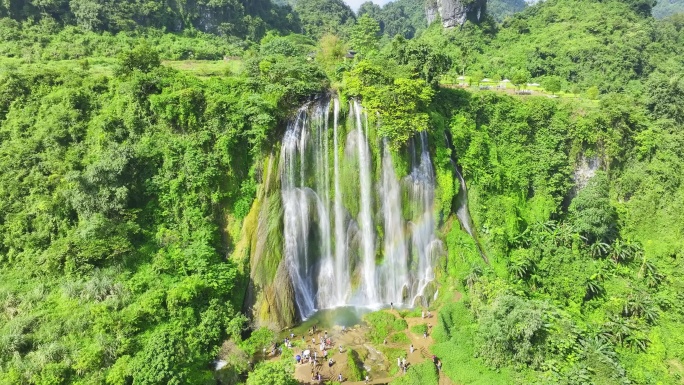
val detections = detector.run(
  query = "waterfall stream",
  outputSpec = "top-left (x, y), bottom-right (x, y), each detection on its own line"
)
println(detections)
top-left (280, 97), bottom-right (442, 319)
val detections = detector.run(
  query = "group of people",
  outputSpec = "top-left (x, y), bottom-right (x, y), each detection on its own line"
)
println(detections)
top-left (432, 355), bottom-right (443, 372)
top-left (293, 324), bottom-right (348, 383)
top-left (291, 307), bottom-right (442, 384)
top-left (309, 369), bottom-right (345, 384)
top-left (397, 356), bottom-right (409, 374)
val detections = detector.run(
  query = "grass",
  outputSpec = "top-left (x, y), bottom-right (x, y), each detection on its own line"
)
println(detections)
top-left (389, 361), bottom-right (439, 385)
top-left (389, 332), bottom-right (410, 344)
top-left (430, 302), bottom-right (521, 385)
top-left (378, 345), bottom-right (407, 376)
top-left (364, 311), bottom-right (408, 344)
top-left (396, 308), bottom-right (423, 318)
top-left (346, 349), bottom-right (365, 381)
top-left (0, 57), bottom-right (244, 78)
top-left (162, 59), bottom-right (243, 77)
top-left (410, 324), bottom-right (428, 336)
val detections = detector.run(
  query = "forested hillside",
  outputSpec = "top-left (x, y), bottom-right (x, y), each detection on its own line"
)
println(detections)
top-left (0, 0), bottom-right (297, 39)
top-left (358, 0), bottom-right (427, 38)
top-left (1, 0), bottom-right (683, 384)
top-left (487, 0), bottom-right (528, 21)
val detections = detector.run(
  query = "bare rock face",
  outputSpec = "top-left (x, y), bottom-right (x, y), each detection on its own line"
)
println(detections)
top-left (426, 0), bottom-right (487, 28)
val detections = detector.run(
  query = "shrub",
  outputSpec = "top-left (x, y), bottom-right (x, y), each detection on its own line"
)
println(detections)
top-left (240, 327), bottom-right (276, 356)
top-left (246, 360), bottom-right (297, 385)
top-left (390, 361), bottom-right (438, 385)
top-left (389, 332), bottom-right (410, 344)
top-left (410, 323), bottom-right (428, 336)
top-left (364, 311), bottom-right (408, 344)
top-left (346, 349), bottom-right (365, 381)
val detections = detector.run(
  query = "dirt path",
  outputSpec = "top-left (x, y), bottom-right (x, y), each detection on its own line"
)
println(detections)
top-left (288, 291), bottom-right (463, 384)
top-left (290, 309), bottom-right (457, 385)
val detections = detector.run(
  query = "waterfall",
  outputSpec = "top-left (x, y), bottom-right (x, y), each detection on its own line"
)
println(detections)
top-left (279, 97), bottom-right (442, 319)
top-left (379, 143), bottom-right (409, 304)
top-left (352, 101), bottom-right (378, 306)
top-left (281, 109), bottom-right (316, 317)
top-left (406, 132), bottom-right (440, 302)
top-left (332, 99), bottom-right (350, 305)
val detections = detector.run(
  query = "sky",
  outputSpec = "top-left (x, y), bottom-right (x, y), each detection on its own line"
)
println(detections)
top-left (343, 0), bottom-right (392, 11)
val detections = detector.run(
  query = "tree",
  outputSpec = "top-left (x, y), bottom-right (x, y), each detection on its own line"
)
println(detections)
top-left (622, 0), bottom-right (657, 16)
top-left (317, 33), bottom-right (346, 76)
top-left (350, 14), bottom-right (381, 54)
top-left (294, 0), bottom-right (356, 38)
top-left (391, 39), bottom-right (452, 86)
top-left (476, 295), bottom-right (549, 368)
top-left (511, 69), bottom-right (530, 89)
top-left (70, 0), bottom-right (102, 32)
top-left (646, 65), bottom-right (684, 124)
top-left (542, 76), bottom-right (562, 95)
top-left (569, 172), bottom-right (617, 243)
top-left (470, 70), bottom-right (484, 86)
top-left (116, 42), bottom-right (161, 76)
top-left (132, 327), bottom-right (190, 385)
top-left (586, 86), bottom-right (600, 100)
top-left (246, 361), bottom-right (298, 385)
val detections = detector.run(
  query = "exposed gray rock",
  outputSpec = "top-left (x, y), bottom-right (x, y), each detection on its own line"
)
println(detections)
top-left (574, 155), bottom-right (601, 191)
top-left (426, 0), bottom-right (488, 28)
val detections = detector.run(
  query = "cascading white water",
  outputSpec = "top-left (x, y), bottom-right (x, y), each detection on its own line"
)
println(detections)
top-left (280, 98), bottom-right (441, 319)
top-left (281, 109), bottom-right (316, 317)
top-left (315, 102), bottom-right (335, 307)
top-left (406, 132), bottom-right (441, 302)
top-left (379, 143), bottom-right (409, 304)
top-left (352, 101), bottom-right (378, 306)
top-left (332, 99), bottom-right (350, 305)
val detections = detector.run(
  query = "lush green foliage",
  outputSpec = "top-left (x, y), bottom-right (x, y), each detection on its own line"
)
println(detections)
top-left (487, 0), bottom-right (528, 22)
top-left (419, 0), bottom-right (684, 93)
top-left (389, 361), bottom-right (439, 385)
top-left (358, 0), bottom-right (427, 39)
top-left (409, 323), bottom-right (428, 335)
top-left (433, 84), bottom-right (684, 384)
top-left (364, 311), bottom-right (408, 344)
top-left (0, 0), bottom-right (297, 39)
top-left (0, 33), bottom-right (326, 384)
top-left (288, 0), bottom-right (356, 38)
top-left (1, 0), bottom-right (684, 384)
top-left (346, 349), bottom-right (365, 381)
top-left (246, 360), bottom-right (297, 385)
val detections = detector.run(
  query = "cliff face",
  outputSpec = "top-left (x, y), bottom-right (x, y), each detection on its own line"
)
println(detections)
top-left (235, 153), bottom-right (298, 330)
top-left (426, 0), bottom-right (487, 28)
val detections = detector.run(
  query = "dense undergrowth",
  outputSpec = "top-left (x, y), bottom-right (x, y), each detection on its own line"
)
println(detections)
top-left (1, 0), bottom-right (683, 384)
top-left (0, 29), bottom-right (325, 384)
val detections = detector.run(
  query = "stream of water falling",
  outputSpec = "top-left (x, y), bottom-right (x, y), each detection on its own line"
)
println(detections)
top-left (280, 97), bottom-right (441, 319)
top-left (352, 101), bottom-right (378, 306)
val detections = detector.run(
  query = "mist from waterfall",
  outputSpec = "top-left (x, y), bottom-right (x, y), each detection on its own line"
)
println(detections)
top-left (280, 97), bottom-right (441, 319)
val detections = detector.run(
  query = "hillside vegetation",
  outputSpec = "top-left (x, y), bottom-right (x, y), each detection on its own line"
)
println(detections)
top-left (0, 0), bottom-right (683, 384)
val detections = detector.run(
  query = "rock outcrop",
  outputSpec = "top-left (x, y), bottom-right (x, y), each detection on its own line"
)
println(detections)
top-left (426, 0), bottom-right (487, 28)
top-left (235, 153), bottom-right (298, 330)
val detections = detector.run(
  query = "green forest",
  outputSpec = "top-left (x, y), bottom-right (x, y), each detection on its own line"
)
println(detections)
top-left (0, 0), bottom-right (683, 384)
